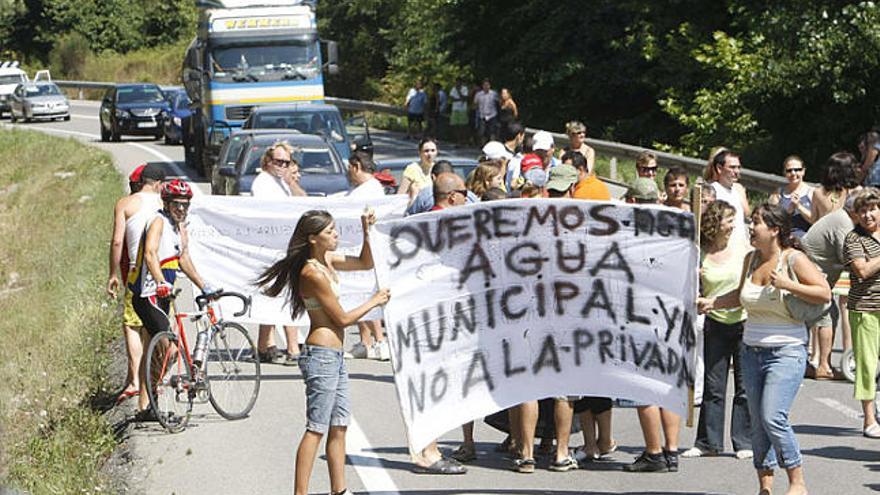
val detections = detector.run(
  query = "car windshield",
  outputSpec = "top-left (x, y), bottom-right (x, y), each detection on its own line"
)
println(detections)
top-left (251, 111), bottom-right (345, 142)
top-left (244, 145), bottom-right (337, 175)
top-left (0, 74), bottom-right (25, 85)
top-left (211, 42), bottom-right (319, 83)
top-left (117, 87), bottom-right (165, 104)
top-left (25, 84), bottom-right (62, 96)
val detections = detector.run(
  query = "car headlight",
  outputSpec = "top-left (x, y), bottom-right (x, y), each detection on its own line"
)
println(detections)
top-left (173, 117), bottom-right (182, 126)
top-left (115, 109), bottom-right (127, 118)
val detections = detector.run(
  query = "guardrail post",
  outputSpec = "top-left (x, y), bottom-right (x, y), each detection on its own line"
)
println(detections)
top-left (78, 88), bottom-right (84, 100)
top-left (609, 157), bottom-right (618, 181)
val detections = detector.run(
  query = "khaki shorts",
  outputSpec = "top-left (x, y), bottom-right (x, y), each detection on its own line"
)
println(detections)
top-left (123, 290), bottom-right (143, 328)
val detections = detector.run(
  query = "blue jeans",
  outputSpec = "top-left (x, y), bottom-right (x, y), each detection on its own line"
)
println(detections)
top-left (298, 345), bottom-right (350, 433)
top-left (741, 344), bottom-right (806, 470)
top-left (694, 318), bottom-right (751, 452)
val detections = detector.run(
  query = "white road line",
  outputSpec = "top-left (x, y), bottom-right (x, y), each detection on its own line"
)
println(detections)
top-left (346, 416), bottom-right (401, 494)
top-left (0, 123), bottom-right (200, 196)
top-left (814, 397), bottom-right (863, 420)
top-left (70, 113), bottom-right (98, 120)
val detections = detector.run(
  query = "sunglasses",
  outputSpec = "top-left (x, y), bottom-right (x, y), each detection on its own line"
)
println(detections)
top-left (454, 189), bottom-right (468, 197)
top-left (272, 158), bottom-right (292, 168)
top-left (168, 201), bottom-right (190, 210)
top-left (785, 167), bottom-right (804, 173)
top-left (638, 166), bottom-right (658, 174)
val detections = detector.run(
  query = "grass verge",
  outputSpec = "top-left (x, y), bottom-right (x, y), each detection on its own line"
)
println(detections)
top-left (0, 128), bottom-right (122, 493)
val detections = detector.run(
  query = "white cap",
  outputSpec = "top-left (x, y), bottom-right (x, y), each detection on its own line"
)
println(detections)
top-left (482, 141), bottom-right (513, 160)
top-left (532, 130), bottom-right (554, 151)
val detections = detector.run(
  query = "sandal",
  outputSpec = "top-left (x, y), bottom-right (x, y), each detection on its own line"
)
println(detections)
top-left (598, 441), bottom-right (618, 457)
top-left (511, 457), bottom-right (536, 473)
top-left (412, 457), bottom-right (467, 475)
top-left (116, 389), bottom-right (140, 403)
top-left (450, 445), bottom-right (477, 463)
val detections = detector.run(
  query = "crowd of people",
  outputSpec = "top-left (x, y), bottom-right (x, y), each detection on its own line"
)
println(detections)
top-left (106, 112), bottom-right (880, 495)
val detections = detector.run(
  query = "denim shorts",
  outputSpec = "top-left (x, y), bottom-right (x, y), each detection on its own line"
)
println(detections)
top-left (298, 345), bottom-right (350, 433)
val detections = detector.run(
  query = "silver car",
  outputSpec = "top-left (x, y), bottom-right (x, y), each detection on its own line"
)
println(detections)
top-left (9, 82), bottom-right (70, 122)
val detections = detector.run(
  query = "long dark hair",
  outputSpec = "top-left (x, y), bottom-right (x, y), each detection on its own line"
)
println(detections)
top-left (752, 202), bottom-right (800, 250)
top-left (255, 210), bottom-right (334, 319)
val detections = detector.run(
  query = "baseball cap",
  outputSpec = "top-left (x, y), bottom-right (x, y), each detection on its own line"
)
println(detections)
top-left (520, 153), bottom-right (543, 173)
top-left (482, 141), bottom-right (513, 160)
top-left (523, 167), bottom-right (547, 187)
top-left (545, 164), bottom-right (578, 192)
top-left (532, 131), bottom-right (554, 151)
top-left (626, 177), bottom-right (660, 202)
top-left (573, 174), bottom-right (611, 200)
top-left (139, 163), bottom-right (166, 182)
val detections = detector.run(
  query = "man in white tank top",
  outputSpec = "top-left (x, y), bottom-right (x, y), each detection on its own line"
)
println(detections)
top-left (710, 151), bottom-right (751, 249)
top-left (106, 163), bottom-right (164, 401)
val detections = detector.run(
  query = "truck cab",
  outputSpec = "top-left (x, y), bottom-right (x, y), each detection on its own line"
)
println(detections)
top-left (0, 64), bottom-right (29, 116)
top-left (182, 0), bottom-right (338, 176)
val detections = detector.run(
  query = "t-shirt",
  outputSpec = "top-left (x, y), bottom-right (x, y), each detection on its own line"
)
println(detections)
top-left (572, 175), bottom-right (611, 201)
top-left (473, 89), bottom-right (498, 120)
top-left (801, 207), bottom-right (853, 286)
top-left (346, 177), bottom-right (385, 199)
top-left (251, 171), bottom-right (292, 198)
top-left (406, 88), bottom-right (427, 115)
top-left (402, 162), bottom-right (432, 190)
top-left (777, 184), bottom-right (814, 238)
top-left (449, 86), bottom-right (469, 113)
top-left (843, 225), bottom-right (880, 312)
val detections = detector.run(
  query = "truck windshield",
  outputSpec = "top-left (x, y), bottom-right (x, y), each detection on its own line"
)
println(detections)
top-left (211, 42), bottom-right (319, 83)
top-left (251, 111), bottom-right (345, 142)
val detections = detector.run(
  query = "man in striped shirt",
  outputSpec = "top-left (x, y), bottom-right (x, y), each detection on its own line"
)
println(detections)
top-left (842, 187), bottom-right (880, 439)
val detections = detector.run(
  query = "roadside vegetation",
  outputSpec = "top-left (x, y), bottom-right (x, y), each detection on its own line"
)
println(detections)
top-left (0, 129), bottom-right (121, 493)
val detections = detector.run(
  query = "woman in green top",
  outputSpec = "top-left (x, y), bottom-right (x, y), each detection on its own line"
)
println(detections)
top-left (682, 201), bottom-right (754, 459)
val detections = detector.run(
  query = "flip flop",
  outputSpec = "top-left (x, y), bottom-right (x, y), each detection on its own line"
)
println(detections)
top-left (116, 389), bottom-right (140, 403)
top-left (412, 457), bottom-right (467, 475)
top-left (450, 445), bottom-right (477, 463)
top-left (599, 441), bottom-right (618, 456)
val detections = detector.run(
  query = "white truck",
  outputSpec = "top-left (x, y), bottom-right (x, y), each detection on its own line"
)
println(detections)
top-left (0, 62), bottom-right (28, 116)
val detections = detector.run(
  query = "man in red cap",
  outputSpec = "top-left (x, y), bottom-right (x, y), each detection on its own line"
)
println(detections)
top-left (106, 163), bottom-right (165, 402)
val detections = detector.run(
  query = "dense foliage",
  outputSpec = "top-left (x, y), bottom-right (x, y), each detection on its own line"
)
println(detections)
top-left (3, 0), bottom-right (879, 176)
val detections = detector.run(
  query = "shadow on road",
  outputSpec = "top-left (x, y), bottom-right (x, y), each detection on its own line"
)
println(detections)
top-left (801, 445), bottom-right (877, 462)
top-left (793, 424), bottom-right (860, 437)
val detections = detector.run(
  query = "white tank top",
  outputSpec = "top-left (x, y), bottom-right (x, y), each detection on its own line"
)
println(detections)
top-left (739, 252), bottom-right (806, 347)
top-left (125, 192), bottom-right (161, 267)
top-left (712, 181), bottom-right (748, 247)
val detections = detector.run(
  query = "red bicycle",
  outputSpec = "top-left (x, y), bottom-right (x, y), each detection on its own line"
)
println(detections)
top-left (144, 289), bottom-right (261, 433)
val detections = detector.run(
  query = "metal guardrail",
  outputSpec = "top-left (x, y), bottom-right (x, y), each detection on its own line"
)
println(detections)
top-left (56, 79), bottom-right (786, 193)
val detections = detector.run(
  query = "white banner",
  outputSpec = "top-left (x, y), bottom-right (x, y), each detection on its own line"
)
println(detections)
top-left (372, 199), bottom-right (699, 453)
top-left (186, 194), bottom-right (409, 325)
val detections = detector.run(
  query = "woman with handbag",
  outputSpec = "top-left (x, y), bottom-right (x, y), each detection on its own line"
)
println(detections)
top-left (698, 203), bottom-right (831, 495)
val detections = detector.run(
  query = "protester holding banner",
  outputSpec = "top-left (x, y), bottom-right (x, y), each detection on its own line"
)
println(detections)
top-left (346, 152), bottom-right (391, 361)
top-left (682, 201), bottom-right (752, 460)
top-left (252, 142), bottom-right (307, 365)
top-left (699, 203), bottom-right (831, 495)
top-left (256, 209), bottom-right (391, 495)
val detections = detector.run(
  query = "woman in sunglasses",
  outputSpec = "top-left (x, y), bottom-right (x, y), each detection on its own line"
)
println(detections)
top-left (769, 155), bottom-right (814, 238)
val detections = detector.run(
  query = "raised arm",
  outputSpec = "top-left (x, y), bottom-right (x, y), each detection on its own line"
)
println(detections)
top-left (332, 209), bottom-right (375, 271)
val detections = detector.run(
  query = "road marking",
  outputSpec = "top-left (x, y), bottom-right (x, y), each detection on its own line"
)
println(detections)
top-left (70, 113), bottom-right (98, 120)
top-left (0, 123), bottom-right (200, 196)
top-left (346, 415), bottom-right (400, 494)
top-left (814, 397), bottom-right (863, 420)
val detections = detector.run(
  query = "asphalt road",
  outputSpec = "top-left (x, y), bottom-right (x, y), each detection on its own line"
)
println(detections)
top-left (6, 100), bottom-right (879, 495)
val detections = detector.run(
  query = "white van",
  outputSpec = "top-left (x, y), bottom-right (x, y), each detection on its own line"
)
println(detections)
top-left (0, 63), bottom-right (28, 115)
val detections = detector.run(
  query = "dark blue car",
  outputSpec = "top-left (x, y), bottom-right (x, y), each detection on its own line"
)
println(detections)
top-left (161, 87), bottom-right (191, 145)
top-left (212, 130), bottom-right (350, 197)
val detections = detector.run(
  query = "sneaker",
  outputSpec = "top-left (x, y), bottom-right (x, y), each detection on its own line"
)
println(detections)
top-left (548, 455), bottom-right (579, 472)
top-left (735, 449), bottom-right (754, 460)
top-left (663, 449), bottom-right (679, 472)
top-left (623, 451), bottom-right (668, 473)
top-left (511, 457), bottom-right (536, 473)
top-left (373, 340), bottom-right (391, 361)
top-left (680, 446), bottom-right (719, 458)
top-left (864, 423), bottom-right (880, 438)
top-left (573, 447), bottom-right (597, 464)
top-left (366, 342), bottom-right (380, 360)
top-left (349, 342), bottom-right (368, 359)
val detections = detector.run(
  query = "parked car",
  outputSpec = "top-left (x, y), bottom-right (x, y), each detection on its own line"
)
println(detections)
top-left (212, 131), bottom-right (349, 197)
top-left (99, 84), bottom-right (170, 142)
top-left (241, 103), bottom-right (373, 160)
top-left (161, 87), bottom-right (191, 145)
top-left (8, 82), bottom-right (70, 122)
top-left (376, 157), bottom-right (479, 194)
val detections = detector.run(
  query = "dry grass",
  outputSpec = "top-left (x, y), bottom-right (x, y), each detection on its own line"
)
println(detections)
top-left (0, 128), bottom-right (121, 493)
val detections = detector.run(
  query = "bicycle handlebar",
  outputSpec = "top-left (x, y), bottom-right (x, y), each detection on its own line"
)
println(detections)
top-left (195, 289), bottom-right (252, 318)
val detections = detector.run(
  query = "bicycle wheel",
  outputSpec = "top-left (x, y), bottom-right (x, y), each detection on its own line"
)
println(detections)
top-left (206, 321), bottom-right (261, 420)
top-left (145, 331), bottom-right (193, 432)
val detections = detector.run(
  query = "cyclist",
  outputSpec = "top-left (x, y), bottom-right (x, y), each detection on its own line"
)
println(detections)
top-left (256, 209), bottom-right (390, 495)
top-left (129, 179), bottom-right (215, 420)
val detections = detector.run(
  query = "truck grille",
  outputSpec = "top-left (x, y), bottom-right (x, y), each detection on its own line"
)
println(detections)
top-left (225, 105), bottom-right (253, 121)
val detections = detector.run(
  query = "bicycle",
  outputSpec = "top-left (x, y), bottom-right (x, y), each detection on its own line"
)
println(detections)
top-left (144, 289), bottom-right (261, 433)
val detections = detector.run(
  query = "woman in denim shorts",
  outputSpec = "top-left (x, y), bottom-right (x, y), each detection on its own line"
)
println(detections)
top-left (699, 204), bottom-right (831, 495)
top-left (257, 209), bottom-right (390, 495)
